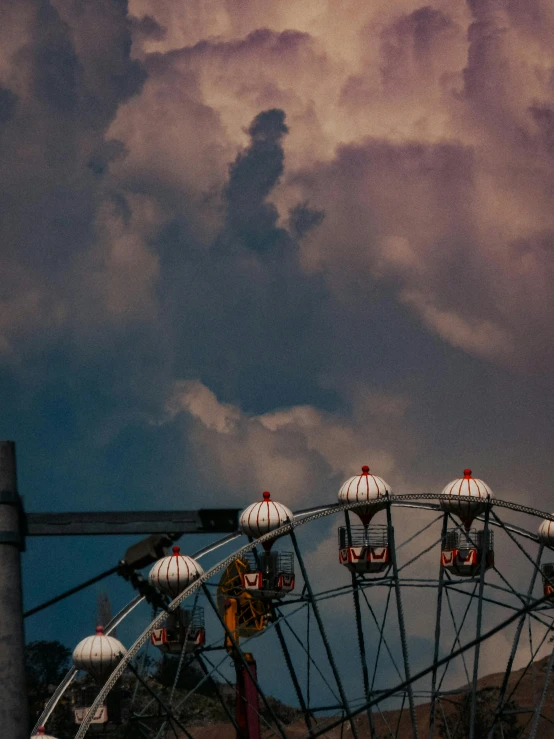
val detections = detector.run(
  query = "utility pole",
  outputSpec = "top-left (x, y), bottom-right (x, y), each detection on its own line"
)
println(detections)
top-left (0, 441), bottom-right (28, 739)
top-left (0, 439), bottom-right (241, 739)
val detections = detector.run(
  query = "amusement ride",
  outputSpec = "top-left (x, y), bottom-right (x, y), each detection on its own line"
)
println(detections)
top-left (30, 466), bottom-right (554, 738)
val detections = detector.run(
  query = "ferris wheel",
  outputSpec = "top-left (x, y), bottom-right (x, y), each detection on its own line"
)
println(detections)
top-left (31, 466), bottom-right (554, 739)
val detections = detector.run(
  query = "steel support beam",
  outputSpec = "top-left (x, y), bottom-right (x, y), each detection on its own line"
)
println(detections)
top-left (0, 441), bottom-right (28, 739)
top-left (469, 504), bottom-right (491, 739)
top-left (428, 512), bottom-right (449, 739)
top-left (26, 508), bottom-right (240, 536)
top-left (386, 501), bottom-right (418, 739)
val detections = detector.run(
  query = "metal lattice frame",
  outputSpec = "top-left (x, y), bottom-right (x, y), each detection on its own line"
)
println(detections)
top-left (41, 493), bottom-right (554, 738)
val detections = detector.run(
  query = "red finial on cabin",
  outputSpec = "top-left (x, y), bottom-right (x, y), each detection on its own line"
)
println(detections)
top-left (361, 465), bottom-right (370, 475)
top-left (464, 469), bottom-right (472, 478)
top-left (38, 729), bottom-right (46, 736)
top-left (172, 545), bottom-right (180, 555)
top-left (96, 625), bottom-right (104, 635)
top-left (263, 491), bottom-right (271, 500)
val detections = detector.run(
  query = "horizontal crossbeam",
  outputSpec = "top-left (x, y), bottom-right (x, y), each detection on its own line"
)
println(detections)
top-left (26, 508), bottom-right (240, 536)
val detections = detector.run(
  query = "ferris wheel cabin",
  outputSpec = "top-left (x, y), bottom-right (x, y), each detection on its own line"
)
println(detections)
top-left (151, 606), bottom-right (206, 654)
top-left (338, 524), bottom-right (390, 573)
top-left (541, 563), bottom-right (554, 600)
top-left (441, 528), bottom-right (494, 576)
top-left (240, 550), bottom-right (295, 599)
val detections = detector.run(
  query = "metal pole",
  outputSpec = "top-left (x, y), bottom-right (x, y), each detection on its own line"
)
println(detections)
top-left (345, 511), bottom-right (376, 739)
top-left (486, 544), bottom-right (543, 739)
top-left (428, 512), bottom-right (449, 739)
top-left (0, 441), bottom-right (28, 739)
top-left (289, 527), bottom-right (359, 739)
top-left (272, 609), bottom-right (314, 735)
top-left (528, 644), bottom-right (554, 739)
top-left (386, 501), bottom-right (418, 739)
top-left (469, 502), bottom-right (491, 739)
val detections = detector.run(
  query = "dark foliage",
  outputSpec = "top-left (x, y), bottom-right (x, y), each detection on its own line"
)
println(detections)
top-left (25, 640), bottom-right (74, 737)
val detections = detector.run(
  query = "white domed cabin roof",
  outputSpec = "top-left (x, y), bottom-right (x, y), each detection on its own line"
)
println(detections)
top-left (72, 626), bottom-right (127, 683)
top-left (31, 729), bottom-right (58, 739)
top-left (338, 466), bottom-right (390, 524)
top-left (149, 546), bottom-right (203, 599)
top-left (440, 469), bottom-right (493, 528)
top-left (538, 518), bottom-right (554, 546)
top-left (240, 492), bottom-right (293, 540)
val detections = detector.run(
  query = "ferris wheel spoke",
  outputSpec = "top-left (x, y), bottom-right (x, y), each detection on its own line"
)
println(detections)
top-left (374, 702), bottom-right (397, 739)
top-left (393, 690), bottom-right (408, 737)
top-left (469, 502), bottom-right (491, 739)
top-left (386, 501), bottom-right (419, 739)
top-left (528, 644), bottom-right (554, 738)
top-left (397, 533), bottom-right (443, 575)
top-left (501, 619), bottom-right (553, 712)
top-left (360, 585), bottom-right (404, 687)
top-left (289, 527), bottom-right (360, 739)
top-left (437, 583), bottom-right (476, 691)
top-left (351, 576), bottom-right (377, 738)
top-left (396, 513), bottom-right (445, 552)
top-left (194, 652), bottom-right (256, 738)
top-left (277, 610), bottom-right (342, 706)
top-left (490, 509), bottom-right (552, 589)
top-left (429, 512), bottom-right (449, 739)
top-left (396, 513), bottom-right (446, 573)
top-left (437, 697), bottom-right (454, 739)
top-left (182, 648), bottom-right (279, 738)
top-left (130, 609), bottom-right (155, 712)
top-left (126, 660), bottom-right (195, 739)
top-left (271, 606), bottom-right (316, 736)
top-left (344, 510), bottom-right (377, 739)
top-left (486, 568), bottom-right (554, 634)
top-left (200, 583), bottom-right (289, 739)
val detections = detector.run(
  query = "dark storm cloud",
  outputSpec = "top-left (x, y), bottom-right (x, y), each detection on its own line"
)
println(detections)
top-left (154, 107), bottom-right (330, 416)
top-left (380, 6), bottom-right (456, 87)
top-left (0, 87), bottom-right (17, 123)
top-left (1, 0), bottom-right (554, 524)
top-left (129, 14), bottom-right (167, 42)
top-left (52, 0), bottom-right (146, 128)
top-left (223, 108), bottom-right (290, 252)
top-left (31, 0), bottom-right (79, 113)
top-left (0, 0), bottom-right (147, 331)
top-left (288, 202), bottom-right (325, 240)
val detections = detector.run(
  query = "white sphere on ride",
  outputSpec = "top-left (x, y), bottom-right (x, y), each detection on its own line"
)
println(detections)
top-left (240, 491), bottom-right (293, 549)
top-left (149, 546), bottom-right (204, 599)
top-left (31, 729), bottom-right (58, 739)
top-left (440, 469), bottom-right (493, 530)
top-left (338, 465), bottom-right (391, 526)
top-left (72, 626), bottom-right (127, 683)
top-left (538, 518), bottom-right (554, 546)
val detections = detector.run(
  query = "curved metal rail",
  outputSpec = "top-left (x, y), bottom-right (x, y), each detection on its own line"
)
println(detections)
top-left (33, 531), bottom-right (242, 734)
top-left (71, 493), bottom-right (554, 738)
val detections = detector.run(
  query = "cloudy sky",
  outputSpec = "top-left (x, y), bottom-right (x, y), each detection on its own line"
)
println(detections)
top-left (3, 0), bottom-right (554, 671)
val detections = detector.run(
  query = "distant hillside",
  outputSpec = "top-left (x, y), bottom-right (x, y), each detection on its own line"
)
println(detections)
top-left (173, 654), bottom-right (554, 738)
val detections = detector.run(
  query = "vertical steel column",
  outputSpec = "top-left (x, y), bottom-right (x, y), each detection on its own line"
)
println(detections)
top-left (272, 609), bottom-right (314, 735)
top-left (428, 512), bottom-right (449, 739)
top-left (528, 644), bottom-right (554, 739)
top-left (486, 544), bottom-right (543, 739)
top-left (345, 511), bottom-right (376, 739)
top-left (386, 502), bottom-right (418, 739)
top-left (468, 502), bottom-right (491, 739)
top-left (289, 528), bottom-right (359, 739)
top-left (0, 441), bottom-right (28, 739)
top-left (200, 584), bottom-right (288, 739)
